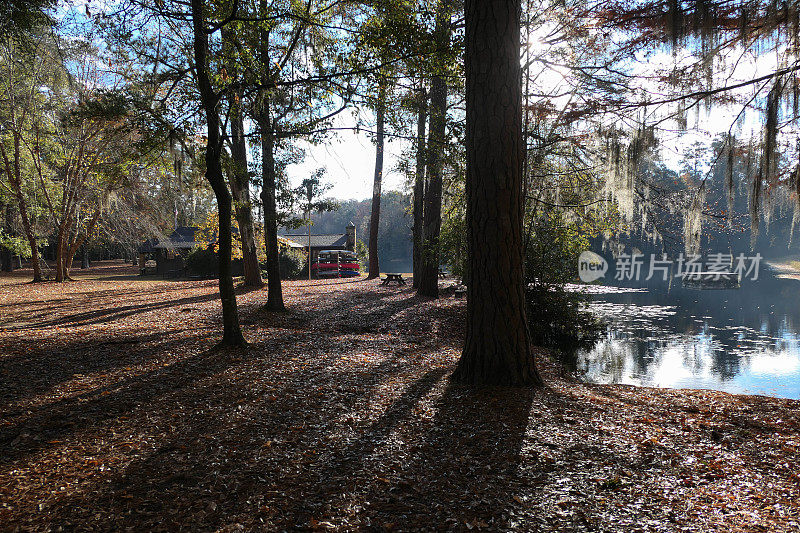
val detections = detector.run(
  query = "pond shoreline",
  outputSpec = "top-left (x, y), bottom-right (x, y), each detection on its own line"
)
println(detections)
top-left (574, 273), bottom-right (800, 400)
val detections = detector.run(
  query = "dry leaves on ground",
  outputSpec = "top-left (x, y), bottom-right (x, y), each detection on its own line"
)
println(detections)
top-left (0, 261), bottom-right (798, 531)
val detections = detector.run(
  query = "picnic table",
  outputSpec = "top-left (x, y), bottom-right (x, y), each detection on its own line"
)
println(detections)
top-left (381, 273), bottom-right (406, 286)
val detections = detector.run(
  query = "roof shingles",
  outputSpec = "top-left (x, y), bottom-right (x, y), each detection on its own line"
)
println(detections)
top-left (282, 233), bottom-right (348, 249)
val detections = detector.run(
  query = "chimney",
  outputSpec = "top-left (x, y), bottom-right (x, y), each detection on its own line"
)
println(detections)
top-left (346, 221), bottom-right (356, 250)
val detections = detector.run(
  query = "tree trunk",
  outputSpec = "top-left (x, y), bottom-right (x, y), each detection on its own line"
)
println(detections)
top-left (257, 14), bottom-right (286, 311)
top-left (417, 78), bottom-right (446, 296)
top-left (192, 0), bottom-right (246, 347)
top-left (259, 107), bottom-right (285, 310)
top-left (1, 203), bottom-right (13, 272)
top-left (230, 101), bottom-right (263, 289)
top-left (1, 136), bottom-right (42, 281)
top-left (417, 6), bottom-right (450, 298)
top-left (454, 0), bottom-right (542, 386)
top-left (81, 244), bottom-right (89, 269)
top-left (54, 223), bottom-right (67, 282)
top-left (367, 83), bottom-right (386, 280)
top-left (412, 88), bottom-right (428, 289)
top-left (224, 27), bottom-right (263, 289)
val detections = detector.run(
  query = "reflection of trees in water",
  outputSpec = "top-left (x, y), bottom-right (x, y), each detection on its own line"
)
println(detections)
top-left (579, 273), bottom-right (800, 385)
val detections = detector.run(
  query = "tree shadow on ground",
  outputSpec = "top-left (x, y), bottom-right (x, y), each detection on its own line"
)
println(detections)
top-left (19, 337), bottom-right (431, 530)
top-left (3, 291), bottom-right (221, 329)
top-left (354, 380), bottom-right (536, 529)
top-left (0, 334), bottom-right (243, 464)
top-left (0, 331), bottom-right (210, 406)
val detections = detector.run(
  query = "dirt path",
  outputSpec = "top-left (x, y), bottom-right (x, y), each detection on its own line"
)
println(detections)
top-left (0, 268), bottom-right (798, 531)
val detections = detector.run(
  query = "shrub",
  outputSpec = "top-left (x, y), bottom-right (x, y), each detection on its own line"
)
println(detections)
top-left (186, 246), bottom-right (218, 276)
top-left (276, 248), bottom-right (306, 279)
top-left (524, 213), bottom-right (603, 356)
top-left (526, 284), bottom-right (602, 354)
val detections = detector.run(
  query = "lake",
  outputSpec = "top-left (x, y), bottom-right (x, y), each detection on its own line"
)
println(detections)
top-left (574, 270), bottom-right (800, 399)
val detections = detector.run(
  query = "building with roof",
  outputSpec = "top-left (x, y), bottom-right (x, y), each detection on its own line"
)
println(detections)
top-left (137, 226), bottom-right (207, 276)
top-left (281, 222), bottom-right (356, 265)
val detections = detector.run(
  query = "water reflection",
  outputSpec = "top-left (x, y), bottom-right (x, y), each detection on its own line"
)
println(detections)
top-left (574, 273), bottom-right (800, 399)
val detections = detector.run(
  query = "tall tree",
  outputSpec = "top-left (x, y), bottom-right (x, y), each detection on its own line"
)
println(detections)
top-left (222, 26), bottom-right (263, 288)
top-left (191, 0), bottom-right (246, 347)
top-left (253, 0), bottom-right (346, 308)
top-left (256, 3), bottom-right (285, 310)
top-left (367, 81), bottom-right (386, 279)
top-left (416, 0), bottom-right (451, 297)
top-left (412, 85), bottom-right (427, 288)
top-left (454, 0), bottom-right (542, 386)
top-left (43, 87), bottom-right (133, 282)
top-left (0, 29), bottom-right (63, 282)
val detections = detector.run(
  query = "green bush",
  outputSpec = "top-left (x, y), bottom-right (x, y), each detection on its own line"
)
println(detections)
top-left (524, 213), bottom-right (603, 356)
top-left (0, 230), bottom-right (32, 259)
top-left (277, 248), bottom-right (306, 279)
top-left (526, 284), bottom-right (602, 354)
top-left (186, 246), bottom-right (218, 276)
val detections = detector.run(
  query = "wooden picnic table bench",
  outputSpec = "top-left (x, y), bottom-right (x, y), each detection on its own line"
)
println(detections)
top-left (381, 273), bottom-right (406, 286)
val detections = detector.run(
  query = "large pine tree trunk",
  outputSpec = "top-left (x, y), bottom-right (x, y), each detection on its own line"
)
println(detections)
top-left (454, 0), bottom-right (542, 386)
top-left (367, 83), bottom-right (386, 280)
top-left (412, 88), bottom-right (427, 289)
top-left (417, 6), bottom-right (449, 298)
top-left (192, 0), bottom-right (246, 347)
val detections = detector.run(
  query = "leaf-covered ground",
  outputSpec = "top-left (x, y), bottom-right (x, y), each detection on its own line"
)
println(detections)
top-left (1, 261), bottom-right (799, 532)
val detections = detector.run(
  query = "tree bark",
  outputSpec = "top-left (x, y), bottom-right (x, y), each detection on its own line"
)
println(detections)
top-left (224, 27), bottom-right (263, 289)
top-left (454, 0), bottom-right (542, 386)
top-left (417, 78), bottom-right (445, 296)
top-left (230, 100), bottom-right (263, 289)
top-left (259, 106), bottom-right (285, 310)
top-left (417, 6), bottom-right (449, 298)
top-left (367, 82), bottom-right (386, 279)
top-left (1, 135), bottom-right (42, 281)
top-left (257, 14), bottom-right (285, 311)
top-left (1, 203), bottom-right (14, 272)
top-left (412, 88), bottom-right (427, 289)
top-left (192, 0), bottom-right (246, 347)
